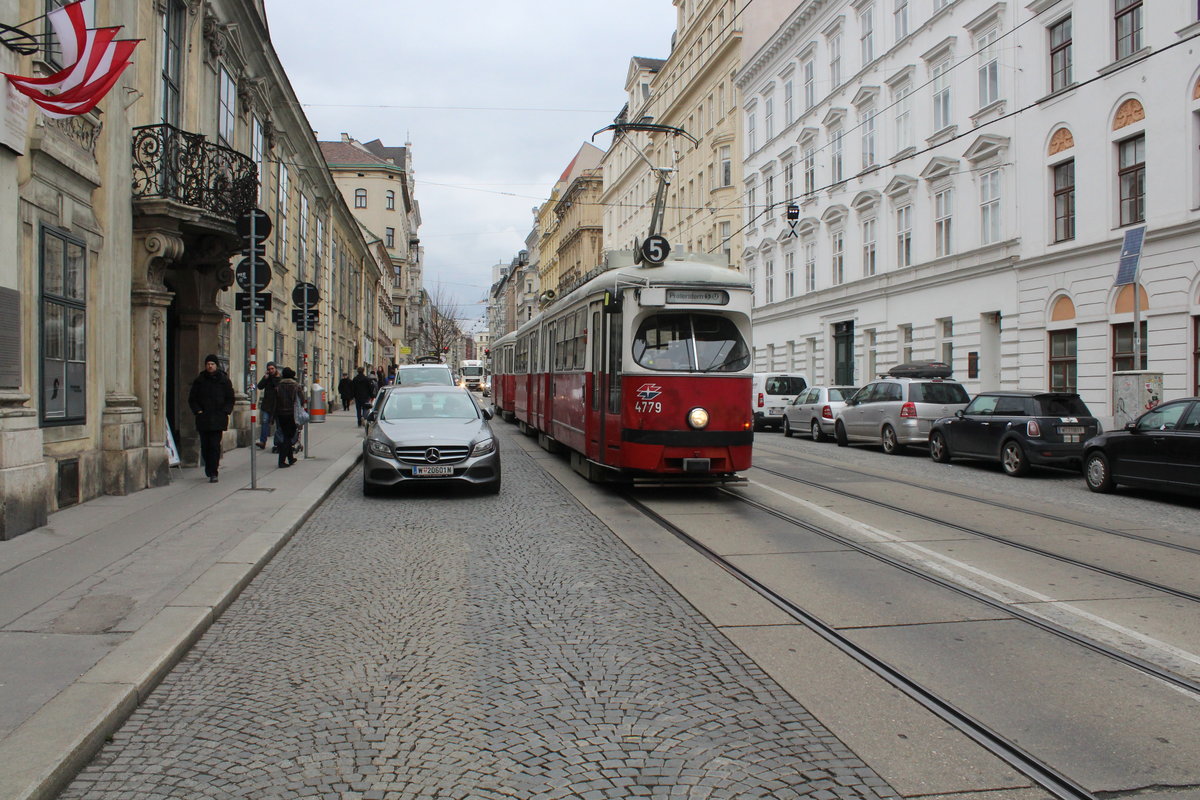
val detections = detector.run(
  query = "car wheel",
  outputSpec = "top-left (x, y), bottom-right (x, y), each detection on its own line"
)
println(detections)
top-left (929, 431), bottom-right (951, 463)
top-left (1001, 440), bottom-right (1030, 477)
top-left (835, 421), bottom-right (849, 447)
top-left (783, 417), bottom-right (794, 438)
top-left (881, 424), bottom-right (902, 455)
top-left (1084, 451), bottom-right (1116, 493)
top-left (811, 419), bottom-right (826, 442)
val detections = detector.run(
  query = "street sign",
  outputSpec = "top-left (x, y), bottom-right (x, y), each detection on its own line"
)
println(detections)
top-left (294, 320), bottom-right (317, 332)
top-left (241, 242), bottom-right (267, 258)
top-left (240, 309), bottom-right (266, 323)
top-left (236, 208), bottom-right (272, 243)
top-left (234, 292), bottom-right (272, 312)
top-left (640, 234), bottom-right (671, 266)
top-left (292, 308), bottom-right (319, 324)
top-left (292, 282), bottom-right (319, 307)
top-left (234, 257), bottom-right (272, 292)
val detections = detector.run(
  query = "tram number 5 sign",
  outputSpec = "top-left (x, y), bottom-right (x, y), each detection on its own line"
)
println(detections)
top-left (640, 235), bottom-right (671, 266)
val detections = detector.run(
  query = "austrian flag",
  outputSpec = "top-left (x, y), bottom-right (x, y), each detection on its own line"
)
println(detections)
top-left (2, 0), bottom-right (140, 118)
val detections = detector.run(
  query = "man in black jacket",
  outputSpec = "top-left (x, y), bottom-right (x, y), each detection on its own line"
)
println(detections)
top-left (256, 362), bottom-right (280, 449)
top-left (351, 367), bottom-right (375, 427)
top-left (188, 354), bottom-right (235, 483)
top-left (337, 373), bottom-right (354, 411)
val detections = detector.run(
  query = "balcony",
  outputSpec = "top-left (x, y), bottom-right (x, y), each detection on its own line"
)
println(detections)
top-left (131, 123), bottom-right (257, 222)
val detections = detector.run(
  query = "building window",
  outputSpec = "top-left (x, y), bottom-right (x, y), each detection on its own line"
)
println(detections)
top-left (784, 161), bottom-right (795, 204)
top-left (747, 111), bottom-right (757, 152)
top-left (894, 0), bottom-right (909, 41)
top-left (934, 188), bottom-right (954, 256)
top-left (764, 97), bottom-right (775, 141)
top-left (1053, 160), bottom-right (1075, 242)
top-left (977, 28), bottom-right (1000, 108)
top-left (218, 66), bottom-right (236, 146)
top-left (765, 259), bottom-right (775, 303)
top-left (980, 169), bottom-right (1001, 245)
top-left (830, 34), bottom-right (843, 87)
top-left (298, 194), bottom-right (309, 273)
top-left (1050, 16), bottom-right (1073, 92)
top-left (861, 107), bottom-right (877, 169)
top-left (720, 146), bottom-right (732, 187)
top-left (803, 59), bottom-right (816, 110)
top-left (860, 5), bottom-right (875, 65)
top-left (785, 251), bottom-right (796, 297)
top-left (784, 80), bottom-right (794, 126)
top-left (899, 323), bottom-right (913, 362)
top-left (393, 304), bottom-right (403, 326)
top-left (1118, 135), bottom-right (1145, 226)
top-left (832, 231), bottom-right (845, 285)
top-left (803, 144), bottom-right (816, 195)
top-left (276, 162), bottom-right (289, 261)
top-left (161, 0), bottom-right (185, 126)
top-left (747, 184), bottom-right (758, 228)
top-left (386, 190), bottom-right (396, 210)
top-left (804, 241), bottom-right (817, 291)
top-left (40, 227), bottom-right (87, 424)
top-left (938, 318), bottom-right (954, 365)
top-left (1113, 321), bottom-right (1147, 371)
top-left (354, 188), bottom-right (367, 209)
top-left (720, 221), bottom-right (732, 263)
top-left (764, 172), bottom-right (775, 213)
top-left (896, 204), bottom-right (912, 267)
top-left (862, 218), bottom-right (877, 276)
top-left (1115, 0), bottom-right (1142, 61)
top-left (251, 116), bottom-right (265, 203)
top-left (933, 59), bottom-right (952, 131)
top-left (894, 85), bottom-right (913, 151)
top-left (831, 128), bottom-right (844, 183)
top-left (385, 227), bottom-right (395, 248)
top-left (1050, 330), bottom-right (1077, 391)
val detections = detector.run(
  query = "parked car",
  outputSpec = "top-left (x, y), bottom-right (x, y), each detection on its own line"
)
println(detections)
top-left (782, 385), bottom-right (859, 441)
top-left (751, 373), bottom-right (809, 431)
top-left (362, 386), bottom-right (501, 495)
top-left (394, 363), bottom-right (456, 386)
top-left (928, 391), bottom-right (1101, 476)
top-left (835, 373), bottom-right (970, 453)
top-left (1082, 397), bottom-right (1200, 494)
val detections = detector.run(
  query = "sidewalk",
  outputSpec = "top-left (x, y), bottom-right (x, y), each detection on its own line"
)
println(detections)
top-left (0, 411), bottom-right (365, 800)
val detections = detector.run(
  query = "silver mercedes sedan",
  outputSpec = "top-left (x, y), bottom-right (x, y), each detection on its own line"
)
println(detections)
top-left (362, 386), bottom-right (501, 495)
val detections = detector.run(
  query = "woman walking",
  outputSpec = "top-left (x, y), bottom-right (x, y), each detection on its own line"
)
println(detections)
top-left (188, 354), bottom-right (235, 483)
top-left (273, 367), bottom-right (306, 468)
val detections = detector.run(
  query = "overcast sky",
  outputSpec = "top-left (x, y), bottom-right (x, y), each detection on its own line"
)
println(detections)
top-left (262, 1), bottom-right (679, 332)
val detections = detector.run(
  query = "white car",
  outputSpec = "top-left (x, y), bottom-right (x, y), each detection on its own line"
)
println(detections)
top-left (751, 373), bottom-right (809, 431)
top-left (782, 385), bottom-right (859, 441)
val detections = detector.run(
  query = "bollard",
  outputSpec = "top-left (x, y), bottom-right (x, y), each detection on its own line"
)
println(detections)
top-left (310, 381), bottom-right (327, 423)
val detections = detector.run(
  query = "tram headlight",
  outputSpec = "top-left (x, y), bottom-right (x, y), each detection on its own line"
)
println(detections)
top-left (687, 407), bottom-right (710, 429)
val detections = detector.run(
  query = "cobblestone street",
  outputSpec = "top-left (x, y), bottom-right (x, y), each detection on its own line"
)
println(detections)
top-left (60, 438), bottom-right (898, 800)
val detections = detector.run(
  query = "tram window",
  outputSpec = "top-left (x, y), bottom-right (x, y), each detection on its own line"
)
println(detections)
top-left (592, 309), bottom-right (601, 410)
top-left (633, 313), bottom-right (750, 372)
top-left (608, 311), bottom-right (622, 413)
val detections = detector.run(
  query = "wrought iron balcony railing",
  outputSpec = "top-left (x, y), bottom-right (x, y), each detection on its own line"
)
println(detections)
top-left (132, 123), bottom-right (257, 221)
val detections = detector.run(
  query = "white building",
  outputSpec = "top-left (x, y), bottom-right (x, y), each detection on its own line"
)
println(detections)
top-left (737, 0), bottom-right (1200, 422)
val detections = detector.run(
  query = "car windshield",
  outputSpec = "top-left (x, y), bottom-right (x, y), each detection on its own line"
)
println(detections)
top-left (397, 367), bottom-right (454, 386)
top-left (381, 391), bottom-right (479, 421)
top-left (828, 388), bottom-right (855, 402)
top-left (910, 382), bottom-right (970, 404)
top-left (632, 312), bottom-right (750, 372)
top-left (1037, 395), bottom-right (1092, 416)
top-left (765, 376), bottom-right (807, 395)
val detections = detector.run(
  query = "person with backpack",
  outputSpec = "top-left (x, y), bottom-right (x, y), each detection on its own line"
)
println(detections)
top-left (273, 367), bottom-right (306, 468)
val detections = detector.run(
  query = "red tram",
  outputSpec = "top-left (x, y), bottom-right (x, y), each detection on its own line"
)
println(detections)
top-left (491, 248), bottom-right (754, 483)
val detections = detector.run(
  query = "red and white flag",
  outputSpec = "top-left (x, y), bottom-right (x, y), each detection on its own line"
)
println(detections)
top-left (2, 0), bottom-right (140, 118)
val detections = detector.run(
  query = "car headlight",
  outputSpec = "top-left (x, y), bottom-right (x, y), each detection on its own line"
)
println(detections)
top-left (367, 439), bottom-right (394, 457)
top-left (687, 407), bottom-right (710, 429)
top-left (471, 437), bottom-right (496, 457)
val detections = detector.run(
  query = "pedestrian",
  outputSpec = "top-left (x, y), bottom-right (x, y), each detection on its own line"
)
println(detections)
top-left (337, 372), bottom-right (353, 411)
top-left (188, 354), bottom-right (234, 483)
top-left (352, 366), bottom-right (375, 427)
top-left (256, 362), bottom-right (280, 450)
top-left (273, 367), bottom-right (305, 468)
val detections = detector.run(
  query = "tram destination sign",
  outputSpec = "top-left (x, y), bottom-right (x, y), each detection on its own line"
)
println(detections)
top-left (666, 289), bottom-right (729, 305)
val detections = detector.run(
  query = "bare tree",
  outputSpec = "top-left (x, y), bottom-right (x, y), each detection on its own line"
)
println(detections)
top-left (419, 286), bottom-right (463, 360)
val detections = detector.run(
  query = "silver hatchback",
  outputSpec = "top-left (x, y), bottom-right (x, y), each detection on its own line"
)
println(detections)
top-left (782, 385), bottom-right (859, 441)
top-left (835, 377), bottom-right (970, 454)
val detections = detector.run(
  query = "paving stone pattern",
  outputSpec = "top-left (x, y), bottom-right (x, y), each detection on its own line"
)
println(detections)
top-left (61, 437), bottom-right (899, 800)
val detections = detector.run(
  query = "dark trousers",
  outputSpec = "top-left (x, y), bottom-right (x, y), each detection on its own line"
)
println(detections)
top-left (355, 399), bottom-right (370, 425)
top-left (198, 430), bottom-right (223, 477)
top-left (341, 396), bottom-right (351, 411)
top-left (277, 416), bottom-right (298, 465)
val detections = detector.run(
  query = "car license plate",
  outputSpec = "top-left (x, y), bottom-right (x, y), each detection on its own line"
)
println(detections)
top-left (1059, 426), bottom-right (1084, 443)
top-left (412, 465), bottom-right (453, 477)
top-left (769, 407), bottom-right (784, 415)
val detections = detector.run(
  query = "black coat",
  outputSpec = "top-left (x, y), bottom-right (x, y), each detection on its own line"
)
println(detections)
top-left (189, 369), bottom-right (235, 432)
top-left (351, 373), bottom-right (375, 403)
top-left (257, 372), bottom-right (281, 414)
top-left (338, 377), bottom-right (354, 399)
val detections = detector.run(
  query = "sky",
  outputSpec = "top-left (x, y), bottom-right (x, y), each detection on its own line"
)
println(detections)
top-left (262, 1), bottom-right (680, 333)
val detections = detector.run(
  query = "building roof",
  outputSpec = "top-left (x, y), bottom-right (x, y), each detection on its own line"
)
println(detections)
top-left (318, 139), bottom-right (392, 167)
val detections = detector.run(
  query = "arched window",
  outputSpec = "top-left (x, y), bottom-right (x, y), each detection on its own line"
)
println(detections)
top-left (386, 190), bottom-right (395, 210)
top-left (354, 188), bottom-right (367, 209)
top-left (1048, 295), bottom-right (1077, 392)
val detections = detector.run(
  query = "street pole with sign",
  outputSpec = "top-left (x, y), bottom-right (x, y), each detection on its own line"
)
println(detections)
top-left (292, 281), bottom-right (319, 459)
top-left (237, 208), bottom-right (272, 488)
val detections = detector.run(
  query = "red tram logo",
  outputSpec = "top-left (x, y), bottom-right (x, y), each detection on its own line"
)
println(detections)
top-left (635, 383), bottom-right (663, 401)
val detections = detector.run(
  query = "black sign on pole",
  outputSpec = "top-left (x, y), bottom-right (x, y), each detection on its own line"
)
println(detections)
top-left (292, 282), bottom-right (319, 308)
top-left (236, 208), bottom-right (273, 243)
top-left (235, 257), bottom-right (272, 292)
top-left (234, 292), bottom-right (272, 312)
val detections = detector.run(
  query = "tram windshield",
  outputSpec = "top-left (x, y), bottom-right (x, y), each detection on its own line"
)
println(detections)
top-left (632, 313), bottom-right (750, 372)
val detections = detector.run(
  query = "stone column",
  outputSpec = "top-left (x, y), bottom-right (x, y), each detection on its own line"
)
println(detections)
top-left (101, 392), bottom-right (146, 495)
top-left (131, 230), bottom-right (182, 487)
top-left (0, 393), bottom-right (47, 540)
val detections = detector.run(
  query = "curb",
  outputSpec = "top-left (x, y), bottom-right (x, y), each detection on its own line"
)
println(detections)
top-left (0, 445), bottom-right (363, 800)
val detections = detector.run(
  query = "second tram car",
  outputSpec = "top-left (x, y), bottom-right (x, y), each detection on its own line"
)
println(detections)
top-left (491, 248), bottom-right (753, 483)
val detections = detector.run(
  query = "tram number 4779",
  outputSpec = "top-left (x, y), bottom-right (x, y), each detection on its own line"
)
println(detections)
top-left (634, 400), bottom-right (663, 414)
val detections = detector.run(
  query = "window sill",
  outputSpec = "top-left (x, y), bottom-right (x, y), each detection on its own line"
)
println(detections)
top-left (1037, 83), bottom-right (1078, 106)
top-left (1098, 47), bottom-right (1153, 78)
top-left (925, 125), bottom-right (958, 147)
top-left (970, 99), bottom-right (1006, 127)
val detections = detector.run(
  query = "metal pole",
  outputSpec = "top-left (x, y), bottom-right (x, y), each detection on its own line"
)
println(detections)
top-left (1133, 277), bottom-right (1143, 371)
top-left (248, 212), bottom-right (258, 488)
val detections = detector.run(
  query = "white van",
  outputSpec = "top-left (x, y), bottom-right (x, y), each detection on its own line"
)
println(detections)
top-left (752, 373), bottom-right (809, 431)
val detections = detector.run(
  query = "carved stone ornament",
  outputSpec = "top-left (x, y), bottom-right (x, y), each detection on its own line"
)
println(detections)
top-left (1048, 127), bottom-right (1074, 156)
top-left (151, 310), bottom-right (164, 415)
top-left (141, 231), bottom-right (185, 289)
top-left (202, 12), bottom-right (227, 60)
top-left (1112, 99), bottom-right (1145, 131)
top-left (45, 115), bottom-right (102, 155)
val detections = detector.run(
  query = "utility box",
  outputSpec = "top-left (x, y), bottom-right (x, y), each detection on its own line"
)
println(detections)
top-left (1111, 371), bottom-right (1162, 428)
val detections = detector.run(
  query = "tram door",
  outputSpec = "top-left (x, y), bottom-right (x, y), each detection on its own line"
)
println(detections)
top-left (599, 305), bottom-right (624, 465)
top-left (587, 305), bottom-right (603, 461)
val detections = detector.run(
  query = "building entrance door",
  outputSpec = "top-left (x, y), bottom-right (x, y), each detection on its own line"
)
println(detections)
top-left (833, 321), bottom-right (855, 385)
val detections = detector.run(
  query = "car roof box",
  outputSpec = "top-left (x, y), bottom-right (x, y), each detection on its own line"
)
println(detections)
top-left (886, 360), bottom-right (953, 379)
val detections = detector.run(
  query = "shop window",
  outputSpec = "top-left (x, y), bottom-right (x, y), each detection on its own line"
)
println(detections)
top-left (41, 227), bottom-right (87, 424)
